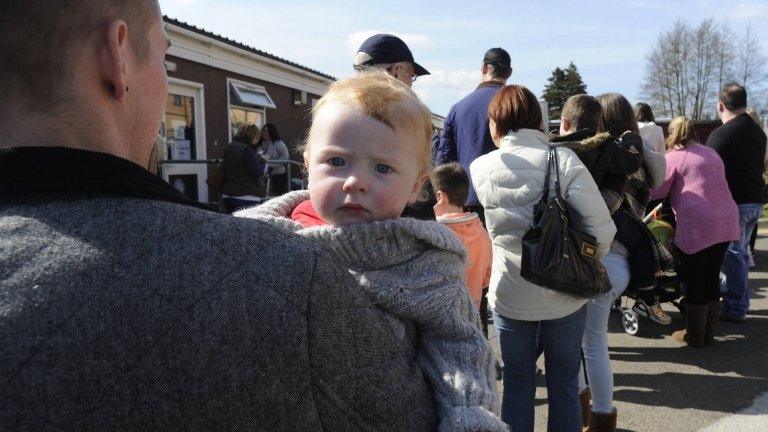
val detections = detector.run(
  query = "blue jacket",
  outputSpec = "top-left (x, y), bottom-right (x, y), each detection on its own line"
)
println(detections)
top-left (436, 82), bottom-right (503, 206)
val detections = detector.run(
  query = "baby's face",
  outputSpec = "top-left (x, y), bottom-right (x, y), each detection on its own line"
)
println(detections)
top-left (305, 102), bottom-right (425, 225)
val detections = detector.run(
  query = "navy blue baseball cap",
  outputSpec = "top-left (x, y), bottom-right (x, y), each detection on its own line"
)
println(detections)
top-left (354, 34), bottom-right (430, 76)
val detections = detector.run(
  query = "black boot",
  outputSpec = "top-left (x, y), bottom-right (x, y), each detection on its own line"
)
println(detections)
top-left (672, 304), bottom-right (706, 348)
top-left (705, 300), bottom-right (720, 346)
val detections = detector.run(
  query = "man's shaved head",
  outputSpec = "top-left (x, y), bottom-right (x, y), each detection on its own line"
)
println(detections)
top-left (0, 0), bottom-right (160, 113)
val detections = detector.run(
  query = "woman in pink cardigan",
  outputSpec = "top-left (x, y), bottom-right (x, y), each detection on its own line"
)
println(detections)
top-left (651, 116), bottom-right (739, 348)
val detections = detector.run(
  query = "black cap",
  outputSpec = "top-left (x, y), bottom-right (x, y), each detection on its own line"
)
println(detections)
top-left (483, 47), bottom-right (511, 69)
top-left (354, 34), bottom-right (430, 76)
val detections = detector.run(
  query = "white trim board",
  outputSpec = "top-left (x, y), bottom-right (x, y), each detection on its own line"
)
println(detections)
top-left (165, 22), bottom-right (332, 96)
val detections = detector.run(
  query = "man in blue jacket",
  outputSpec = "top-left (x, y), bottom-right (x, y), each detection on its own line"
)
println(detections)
top-left (435, 48), bottom-right (512, 218)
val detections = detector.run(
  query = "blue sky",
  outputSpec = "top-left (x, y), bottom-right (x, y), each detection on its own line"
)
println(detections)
top-left (159, 0), bottom-right (768, 117)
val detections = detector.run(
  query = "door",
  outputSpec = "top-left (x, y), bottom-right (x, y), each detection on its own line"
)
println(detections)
top-left (162, 79), bottom-right (208, 203)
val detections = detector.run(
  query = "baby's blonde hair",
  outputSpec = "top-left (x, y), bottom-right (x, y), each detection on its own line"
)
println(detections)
top-left (308, 70), bottom-right (434, 176)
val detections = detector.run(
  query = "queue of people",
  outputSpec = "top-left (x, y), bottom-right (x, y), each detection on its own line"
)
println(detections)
top-left (2, 1), bottom-right (767, 432)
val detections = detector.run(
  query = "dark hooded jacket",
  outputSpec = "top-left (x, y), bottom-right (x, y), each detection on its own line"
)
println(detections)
top-left (551, 127), bottom-right (642, 213)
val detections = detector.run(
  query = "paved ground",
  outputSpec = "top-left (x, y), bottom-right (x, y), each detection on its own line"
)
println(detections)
top-left (488, 231), bottom-right (768, 431)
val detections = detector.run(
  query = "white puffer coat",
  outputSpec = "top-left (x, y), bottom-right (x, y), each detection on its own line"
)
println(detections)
top-left (470, 129), bottom-right (616, 321)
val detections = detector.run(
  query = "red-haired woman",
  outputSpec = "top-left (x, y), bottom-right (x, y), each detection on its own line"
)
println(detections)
top-left (470, 85), bottom-right (616, 432)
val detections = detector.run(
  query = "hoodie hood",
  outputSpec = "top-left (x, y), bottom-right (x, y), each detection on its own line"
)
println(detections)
top-left (235, 190), bottom-right (467, 270)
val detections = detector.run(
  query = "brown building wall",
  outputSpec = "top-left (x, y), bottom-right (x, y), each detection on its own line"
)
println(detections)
top-left (657, 120), bottom-right (722, 146)
top-left (166, 54), bottom-right (322, 161)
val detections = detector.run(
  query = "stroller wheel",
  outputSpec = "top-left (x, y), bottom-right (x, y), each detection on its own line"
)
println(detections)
top-left (621, 309), bottom-right (640, 335)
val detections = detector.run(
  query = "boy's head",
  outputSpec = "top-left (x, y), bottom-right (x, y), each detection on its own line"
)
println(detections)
top-left (560, 94), bottom-right (602, 135)
top-left (431, 162), bottom-right (469, 210)
top-left (304, 71), bottom-right (433, 225)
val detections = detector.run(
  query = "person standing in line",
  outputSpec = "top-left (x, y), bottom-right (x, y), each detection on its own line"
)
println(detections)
top-left (353, 33), bottom-right (436, 220)
top-left (257, 123), bottom-right (290, 195)
top-left (435, 47), bottom-right (512, 332)
top-left (435, 47), bottom-right (512, 222)
top-left (353, 33), bottom-right (429, 89)
top-left (651, 116), bottom-right (739, 347)
top-left (471, 85), bottom-right (615, 432)
top-left (706, 83), bottom-right (767, 323)
top-left (220, 123), bottom-right (267, 213)
top-left (431, 162), bottom-right (493, 311)
top-left (0, 1), bottom-right (447, 429)
top-left (634, 102), bottom-right (667, 190)
top-left (552, 95), bottom-right (642, 432)
top-left (598, 93), bottom-right (673, 326)
top-left (746, 107), bottom-right (766, 265)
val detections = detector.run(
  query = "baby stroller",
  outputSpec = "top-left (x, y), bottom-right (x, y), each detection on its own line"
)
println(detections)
top-left (613, 203), bottom-right (686, 335)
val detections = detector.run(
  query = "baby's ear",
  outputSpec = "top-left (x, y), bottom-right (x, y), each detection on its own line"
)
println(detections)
top-left (303, 151), bottom-right (310, 170)
top-left (408, 173), bottom-right (428, 203)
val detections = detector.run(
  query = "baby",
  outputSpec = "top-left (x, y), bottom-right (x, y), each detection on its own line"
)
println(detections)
top-left (236, 71), bottom-right (504, 431)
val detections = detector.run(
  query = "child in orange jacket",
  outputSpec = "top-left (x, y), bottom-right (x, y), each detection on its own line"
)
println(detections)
top-left (432, 162), bottom-right (492, 310)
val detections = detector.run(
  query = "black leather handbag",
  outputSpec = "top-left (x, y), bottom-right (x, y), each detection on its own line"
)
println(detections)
top-left (520, 146), bottom-right (612, 299)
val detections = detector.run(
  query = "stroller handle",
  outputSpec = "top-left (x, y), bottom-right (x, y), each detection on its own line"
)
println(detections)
top-left (642, 202), bottom-right (665, 224)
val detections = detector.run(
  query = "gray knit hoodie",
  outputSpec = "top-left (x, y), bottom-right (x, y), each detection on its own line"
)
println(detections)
top-left (236, 191), bottom-right (506, 432)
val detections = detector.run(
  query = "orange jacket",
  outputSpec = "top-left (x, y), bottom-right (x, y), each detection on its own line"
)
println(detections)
top-left (436, 212), bottom-right (492, 309)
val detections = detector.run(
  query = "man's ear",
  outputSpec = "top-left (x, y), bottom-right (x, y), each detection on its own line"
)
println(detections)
top-left (100, 20), bottom-right (130, 101)
top-left (561, 117), bottom-right (571, 132)
top-left (481, 63), bottom-right (489, 76)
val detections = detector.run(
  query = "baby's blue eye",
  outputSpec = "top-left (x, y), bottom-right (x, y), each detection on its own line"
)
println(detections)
top-left (374, 164), bottom-right (392, 174)
top-left (329, 157), bottom-right (345, 167)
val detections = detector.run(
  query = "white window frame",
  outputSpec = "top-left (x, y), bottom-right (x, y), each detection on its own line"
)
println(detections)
top-left (163, 77), bottom-right (208, 203)
top-left (227, 78), bottom-right (273, 142)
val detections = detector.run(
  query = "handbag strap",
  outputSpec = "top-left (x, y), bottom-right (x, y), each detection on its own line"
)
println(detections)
top-left (539, 146), bottom-right (554, 204)
top-left (551, 146), bottom-right (564, 201)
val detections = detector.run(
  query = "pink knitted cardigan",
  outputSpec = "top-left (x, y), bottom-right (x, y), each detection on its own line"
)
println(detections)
top-left (650, 143), bottom-right (740, 254)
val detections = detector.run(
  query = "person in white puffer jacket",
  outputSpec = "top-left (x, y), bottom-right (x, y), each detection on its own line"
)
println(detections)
top-left (635, 102), bottom-right (666, 188)
top-left (470, 84), bottom-right (616, 432)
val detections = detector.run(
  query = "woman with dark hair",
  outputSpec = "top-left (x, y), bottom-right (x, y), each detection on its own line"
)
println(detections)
top-left (257, 123), bottom-right (290, 195)
top-left (471, 85), bottom-right (615, 432)
top-left (220, 123), bottom-right (267, 213)
top-left (635, 103), bottom-right (664, 152)
top-left (597, 94), bottom-right (672, 325)
top-left (651, 116), bottom-right (739, 347)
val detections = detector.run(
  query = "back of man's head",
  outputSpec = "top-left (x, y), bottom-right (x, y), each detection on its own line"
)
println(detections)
top-left (431, 162), bottom-right (469, 207)
top-left (562, 94), bottom-right (602, 131)
top-left (482, 48), bottom-right (512, 80)
top-left (0, 0), bottom-right (159, 116)
top-left (718, 83), bottom-right (747, 112)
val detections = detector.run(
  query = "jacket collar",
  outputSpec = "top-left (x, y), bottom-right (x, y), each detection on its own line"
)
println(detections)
top-left (0, 146), bottom-right (216, 212)
top-left (476, 80), bottom-right (505, 90)
top-left (499, 128), bottom-right (550, 149)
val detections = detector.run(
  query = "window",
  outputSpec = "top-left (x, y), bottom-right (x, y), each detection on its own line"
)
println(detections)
top-left (228, 80), bottom-right (275, 141)
top-left (230, 82), bottom-right (276, 109)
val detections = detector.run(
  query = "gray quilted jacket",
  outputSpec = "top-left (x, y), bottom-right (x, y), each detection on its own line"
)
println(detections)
top-left (236, 191), bottom-right (507, 432)
top-left (0, 197), bottom-right (443, 431)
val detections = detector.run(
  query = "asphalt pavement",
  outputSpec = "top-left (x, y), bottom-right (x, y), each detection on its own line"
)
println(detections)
top-left (489, 230), bottom-right (768, 431)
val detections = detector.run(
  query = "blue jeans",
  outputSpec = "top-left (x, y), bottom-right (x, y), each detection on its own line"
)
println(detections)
top-left (578, 251), bottom-right (631, 413)
top-left (720, 203), bottom-right (762, 319)
top-left (494, 306), bottom-right (587, 432)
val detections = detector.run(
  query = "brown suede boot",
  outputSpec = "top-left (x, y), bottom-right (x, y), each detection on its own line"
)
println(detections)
top-left (672, 304), bottom-right (707, 348)
top-left (580, 387), bottom-right (591, 431)
top-left (705, 300), bottom-right (720, 346)
top-left (586, 408), bottom-right (616, 432)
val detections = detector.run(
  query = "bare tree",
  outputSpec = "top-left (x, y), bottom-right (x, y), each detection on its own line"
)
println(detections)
top-left (641, 19), bottom-right (754, 121)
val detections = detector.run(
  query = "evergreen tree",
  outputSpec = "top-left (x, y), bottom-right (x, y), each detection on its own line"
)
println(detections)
top-left (542, 62), bottom-right (588, 119)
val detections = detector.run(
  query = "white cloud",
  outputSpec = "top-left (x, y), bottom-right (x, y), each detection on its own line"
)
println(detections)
top-left (346, 30), bottom-right (437, 55)
top-left (730, 3), bottom-right (768, 19)
top-left (412, 69), bottom-right (479, 108)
